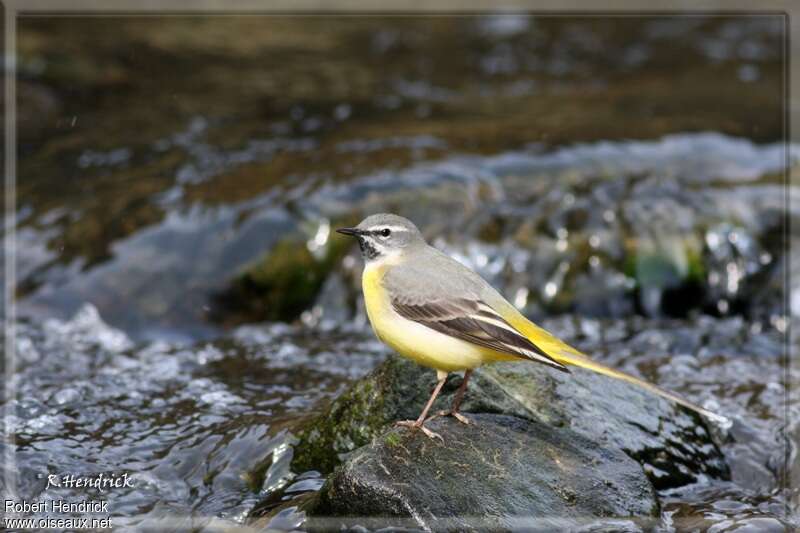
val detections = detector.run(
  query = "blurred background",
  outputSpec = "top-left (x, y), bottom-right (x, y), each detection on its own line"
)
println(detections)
top-left (7, 12), bottom-right (798, 531)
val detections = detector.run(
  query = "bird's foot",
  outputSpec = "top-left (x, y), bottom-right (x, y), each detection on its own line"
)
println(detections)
top-left (395, 419), bottom-right (443, 442)
top-left (432, 410), bottom-right (471, 425)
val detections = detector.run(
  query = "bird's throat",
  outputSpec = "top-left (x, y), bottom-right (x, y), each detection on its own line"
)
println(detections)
top-left (357, 237), bottom-right (381, 260)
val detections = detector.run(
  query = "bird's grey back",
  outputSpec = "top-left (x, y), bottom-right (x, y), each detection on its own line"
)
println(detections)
top-left (383, 244), bottom-right (499, 305)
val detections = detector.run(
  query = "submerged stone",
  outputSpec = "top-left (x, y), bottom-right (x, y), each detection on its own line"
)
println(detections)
top-left (213, 230), bottom-right (350, 325)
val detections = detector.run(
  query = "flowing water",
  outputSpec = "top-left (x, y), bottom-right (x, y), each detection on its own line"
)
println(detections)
top-left (5, 13), bottom-right (798, 531)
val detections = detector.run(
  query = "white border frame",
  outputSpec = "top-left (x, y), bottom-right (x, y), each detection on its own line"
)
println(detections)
top-left (2, 1), bottom-right (795, 528)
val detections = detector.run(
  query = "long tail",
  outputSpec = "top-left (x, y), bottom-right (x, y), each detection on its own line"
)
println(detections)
top-left (504, 306), bottom-right (732, 427)
top-left (552, 350), bottom-right (731, 427)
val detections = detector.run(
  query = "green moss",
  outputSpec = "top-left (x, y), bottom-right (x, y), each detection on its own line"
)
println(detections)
top-left (213, 225), bottom-right (352, 325)
top-left (290, 356), bottom-right (442, 475)
top-left (684, 243), bottom-right (706, 283)
top-left (383, 432), bottom-right (401, 447)
top-left (291, 363), bottom-right (392, 474)
top-left (244, 239), bottom-right (328, 316)
top-left (625, 234), bottom-right (705, 289)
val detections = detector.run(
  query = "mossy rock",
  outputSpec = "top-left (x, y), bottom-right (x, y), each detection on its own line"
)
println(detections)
top-left (307, 414), bottom-right (659, 531)
top-left (213, 231), bottom-right (351, 325)
top-left (623, 234), bottom-right (707, 316)
top-left (291, 357), bottom-right (414, 474)
top-left (292, 355), bottom-right (729, 491)
top-left (624, 234), bottom-right (705, 287)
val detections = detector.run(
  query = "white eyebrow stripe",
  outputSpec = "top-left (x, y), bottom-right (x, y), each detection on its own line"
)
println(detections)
top-left (370, 225), bottom-right (409, 233)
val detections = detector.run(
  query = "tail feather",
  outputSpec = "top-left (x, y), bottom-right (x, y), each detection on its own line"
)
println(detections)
top-left (504, 307), bottom-right (731, 427)
top-left (552, 349), bottom-right (731, 428)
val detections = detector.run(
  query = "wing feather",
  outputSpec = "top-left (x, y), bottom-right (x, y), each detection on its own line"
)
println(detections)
top-left (392, 297), bottom-right (569, 373)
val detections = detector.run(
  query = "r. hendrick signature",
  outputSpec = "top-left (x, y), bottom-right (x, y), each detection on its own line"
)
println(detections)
top-left (46, 473), bottom-right (134, 492)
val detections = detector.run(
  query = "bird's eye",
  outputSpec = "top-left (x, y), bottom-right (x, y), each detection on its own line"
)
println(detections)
top-left (380, 228), bottom-right (391, 237)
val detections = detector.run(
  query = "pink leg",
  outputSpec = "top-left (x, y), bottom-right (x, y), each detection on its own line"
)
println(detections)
top-left (395, 375), bottom-right (448, 441)
top-left (431, 370), bottom-right (473, 425)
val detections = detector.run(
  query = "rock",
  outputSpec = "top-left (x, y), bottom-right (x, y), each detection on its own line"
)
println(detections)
top-left (292, 349), bottom-right (731, 529)
top-left (308, 414), bottom-right (658, 531)
top-left (293, 355), bottom-right (729, 490)
top-left (212, 231), bottom-right (351, 325)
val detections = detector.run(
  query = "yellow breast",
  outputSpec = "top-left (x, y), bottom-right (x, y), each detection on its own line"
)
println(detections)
top-left (361, 261), bottom-right (515, 372)
top-left (361, 261), bottom-right (391, 342)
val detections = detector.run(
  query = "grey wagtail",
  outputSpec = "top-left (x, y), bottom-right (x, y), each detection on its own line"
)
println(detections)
top-left (337, 213), bottom-right (729, 440)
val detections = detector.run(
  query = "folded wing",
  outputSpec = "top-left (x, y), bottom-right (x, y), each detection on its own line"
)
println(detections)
top-left (391, 296), bottom-right (569, 373)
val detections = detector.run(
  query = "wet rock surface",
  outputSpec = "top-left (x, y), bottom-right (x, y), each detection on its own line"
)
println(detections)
top-left (293, 350), bottom-right (728, 492)
top-left (311, 414), bottom-right (658, 531)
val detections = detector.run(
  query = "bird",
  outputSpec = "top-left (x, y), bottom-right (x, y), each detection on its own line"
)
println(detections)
top-left (337, 213), bottom-right (730, 440)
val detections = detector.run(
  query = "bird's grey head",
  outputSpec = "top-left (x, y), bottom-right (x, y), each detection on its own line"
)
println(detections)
top-left (336, 213), bottom-right (425, 261)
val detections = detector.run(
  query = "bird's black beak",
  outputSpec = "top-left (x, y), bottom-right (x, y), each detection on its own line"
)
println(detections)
top-left (336, 227), bottom-right (362, 237)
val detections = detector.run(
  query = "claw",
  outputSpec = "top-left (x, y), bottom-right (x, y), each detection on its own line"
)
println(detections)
top-left (419, 425), bottom-right (444, 442)
top-left (452, 412), bottom-right (470, 425)
top-left (395, 420), bottom-right (444, 442)
top-left (430, 410), bottom-right (471, 425)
